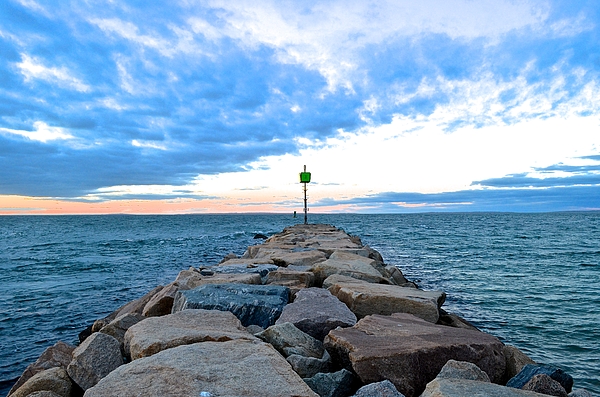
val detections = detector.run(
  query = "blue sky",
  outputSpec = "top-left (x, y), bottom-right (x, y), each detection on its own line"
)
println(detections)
top-left (0, 0), bottom-right (599, 213)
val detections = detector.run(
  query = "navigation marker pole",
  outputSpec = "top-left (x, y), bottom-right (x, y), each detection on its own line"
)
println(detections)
top-left (299, 165), bottom-right (311, 225)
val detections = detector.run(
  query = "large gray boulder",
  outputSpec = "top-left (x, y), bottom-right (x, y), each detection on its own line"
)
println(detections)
top-left (67, 332), bottom-right (123, 391)
top-left (324, 274), bottom-right (445, 323)
top-left (286, 351), bottom-right (331, 378)
top-left (256, 322), bottom-right (324, 358)
top-left (8, 341), bottom-right (75, 396)
top-left (9, 367), bottom-right (72, 397)
top-left (324, 313), bottom-right (506, 397)
top-left (436, 360), bottom-right (491, 382)
top-left (276, 287), bottom-right (357, 340)
top-left (84, 340), bottom-right (318, 397)
top-left (421, 378), bottom-right (554, 397)
top-left (352, 380), bottom-right (405, 397)
top-left (171, 283), bottom-right (289, 328)
top-left (124, 309), bottom-right (256, 360)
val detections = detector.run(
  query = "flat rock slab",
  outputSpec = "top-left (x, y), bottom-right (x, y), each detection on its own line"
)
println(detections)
top-left (84, 340), bottom-right (318, 397)
top-left (324, 313), bottom-right (506, 397)
top-left (312, 251), bottom-right (390, 285)
top-left (125, 309), bottom-right (256, 360)
top-left (172, 283), bottom-right (289, 328)
top-left (277, 287), bottom-right (357, 340)
top-left (325, 274), bottom-right (445, 323)
top-left (421, 378), bottom-right (551, 397)
top-left (175, 269), bottom-right (262, 290)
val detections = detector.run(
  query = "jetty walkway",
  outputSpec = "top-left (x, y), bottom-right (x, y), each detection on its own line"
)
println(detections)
top-left (7, 224), bottom-right (588, 397)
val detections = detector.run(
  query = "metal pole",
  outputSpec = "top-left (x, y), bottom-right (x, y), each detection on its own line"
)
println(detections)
top-left (303, 165), bottom-right (308, 224)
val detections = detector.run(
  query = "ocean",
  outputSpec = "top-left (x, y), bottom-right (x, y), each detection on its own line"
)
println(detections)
top-left (0, 213), bottom-right (598, 395)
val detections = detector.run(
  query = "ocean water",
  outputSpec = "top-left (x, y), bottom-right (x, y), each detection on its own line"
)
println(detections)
top-left (0, 213), bottom-right (598, 396)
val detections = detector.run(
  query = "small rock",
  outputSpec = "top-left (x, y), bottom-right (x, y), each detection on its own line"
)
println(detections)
top-left (286, 351), bottom-right (331, 378)
top-left (352, 380), bottom-right (405, 397)
top-left (257, 322), bottom-right (324, 358)
top-left (304, 369), bottom-right (356, 397)
top-left (9, 367), bottom-right (72, 397)
top-left (507, 364), bottom-right (573, 393)
top-left (67, 332), bottom-right (123, 391)
top-left (254, 233), bottom-right (269, 239)
top-left (522, 374), bottom-right (568, 397)
top-left (436, 360), bottom-right (490, 382)
top-left (569, 389), bottom-right (593, 397)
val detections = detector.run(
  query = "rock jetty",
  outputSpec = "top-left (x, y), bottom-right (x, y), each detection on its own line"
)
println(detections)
top-left (8, 224), bottom-right (593, 397)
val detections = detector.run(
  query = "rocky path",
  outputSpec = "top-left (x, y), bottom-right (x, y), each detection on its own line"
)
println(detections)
top-left (8, 224), bottom-right (591, 397)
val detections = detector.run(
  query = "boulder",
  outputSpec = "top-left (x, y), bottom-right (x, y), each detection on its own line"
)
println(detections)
top-left (9, 367), bottom-right (72, 397)
top-left (507, 364), bottom-right (573, 393)
top-left (99, 313), bottom-right (144, 353)
top-left (503, 345), bottom-right (536, 382)
top-left (125, 309), bottom-right (256, 360)
top-left (171, 283), bottom-right (289, 328)
top-left (522, 374), bottom-right (568, 397)
top-left (421, 378), bottom-right (553, 397)
top-left (286, 351), bottom-right (331, 378)
top-left (303, 369), bottom-right (356, 397)
top-left (436, 360), bottom-right (490, 382)
top-left (352, 380), bottom-right (405, 397)
top-left (276, 287), bottom-right (357, 340)
top-left (175, 268), bottom-right (263, 289)
top-left (212, 262), bottom-right (279, 277)
top-left (324, 313), bottom-right (506, 397)
top-left (312, 251), bottom-right (391, 285)
top-left (67, 332), bottom-right (123, 391)
top-left (142, 281), bottom-right (180, 317)
top-left (84, 340), bottom-right (318, 397)
top-left (256, 322), bottom-right (324, 358)
top-left (270, 250), bottom-right (328, 267)
top-left (8, 341), bottom-right (75, 395)
top-left (324, 274), bottom-right (445, 323)
top-left (266, 268), bottom-right (315, 287)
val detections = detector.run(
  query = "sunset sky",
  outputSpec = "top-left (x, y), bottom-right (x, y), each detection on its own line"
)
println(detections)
top-left (1, 0), bottom-right (599, 214)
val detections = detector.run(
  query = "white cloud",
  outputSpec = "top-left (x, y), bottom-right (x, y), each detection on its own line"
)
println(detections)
top-left (16, 54), bottom-right (91, 92)
top-left (0, 121), bottom-right (74, 143)
top-left (131, 139), bottom-right (168, 150)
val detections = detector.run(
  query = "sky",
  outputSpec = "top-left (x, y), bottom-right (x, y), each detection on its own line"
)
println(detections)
top-left (1, 0), bottom-right (599, 214)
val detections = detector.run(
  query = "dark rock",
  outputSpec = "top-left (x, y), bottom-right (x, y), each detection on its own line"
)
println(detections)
top-left (78, 325), bottom-right (93, 343)
top-left (171, 283), bottom-right (290, 328)
top-left (569, 389), bottom-right (593, 397)
top-left (257, 322), bottom-right (324, 358)
top-left (8, 341), bottom-right (75, 396)
top-left (352, 380), bottom-right (405, 397)
top-left (324, 313), bottom-right (506, 397)
top-left (254, 233), bottom-right (269, 239)
top-left (67, 333), bottom-right (123, 391)
top-left (502, 345), bottom-right (536, 382)
top-left (142, 281), bottom-right (180, 317)
top-left (507, 364), bottom-right (573, 393)
top-left (304, 369), bottom-right (356, 397)
top-left (286, 351), bottom-right (331, 378)
top-left (522, 374), bottom-right (568, 397)
top-left (276, 287), bottom-right (357, 340)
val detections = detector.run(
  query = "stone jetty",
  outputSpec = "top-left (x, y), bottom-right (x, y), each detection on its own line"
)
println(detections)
top-left (8, 224), bottom-right (593, 397)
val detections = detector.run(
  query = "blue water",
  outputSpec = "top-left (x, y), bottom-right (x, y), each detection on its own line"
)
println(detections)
top-left (0, 213), bottom-right (598, 396)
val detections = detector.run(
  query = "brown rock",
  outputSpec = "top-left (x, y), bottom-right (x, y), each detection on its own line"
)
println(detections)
top-left (10, 367), bottom-right (72, 397)
top-left (325, 274), bottom-right (445, 323)
top-left (276, 287), bottom-right (357, 340)
top-left (67, 333), bottom-right (123, 391)
top-left (84, 340), bottom-right (318, 397)
top-left (124, 309), bottom-right (256, 360)
top-left (175, 269), bottom-right (262, 290)
top-left (271, 250), bottom-right (328, 267)
top-left (503, 345), bottom-right (536, 382)
top-left (8, 341), bottom-right (75, 396)
top-left (142, 281), bottom-right (180, 317)
top-left (266, 268), bottom-right (316, 295)
top-left (522, 374), bottom-right (568, 397)
top-left (324, 313), bottom-right (506, 397)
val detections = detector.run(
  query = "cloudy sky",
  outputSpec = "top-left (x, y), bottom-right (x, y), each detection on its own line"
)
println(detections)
top-left (1, 0), bottom-right (599, 214)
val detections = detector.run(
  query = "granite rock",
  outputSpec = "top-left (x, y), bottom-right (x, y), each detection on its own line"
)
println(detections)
top-left (421, 378), bottom-right (554, 397)
top-left (324, 274), bottom-right (445, 323)
top-left (266, 268), bottom-right (316, 293)
top-left (522, 374), bottom-right (568, 397)
top-left (125, 309), bottom-right (256, 360)
top-left (436, 360), bottom-right (491, 382)
top-left (84, 340), bottom-right (318, 397)
top-left (312, 251), bottom-right (392, 285)
top-left (175, 268), bottom-right (263, 289)
top-left (67, 332), bottom-right (123, 391)
top-left (568, 389), bottom-right (593, 397)
top-left (324, 313), bottom-right (505, 397)
top-left (142, 281), bottom-right (180, 317)
top-left (171, 283), bottom-right (289, 328)
top-left (257, 322), bottom-right (324, 358)
top-left (503, 345), bottom-right (536, 382)
top-left (276, 287), bottom-right (357, 340)
top-left (99, 312), bottom-right (144, 353)
top-left (352, 380), bottom-right (405, 397)
top-left (303, 369), bottom-right (356, 397)
top-left (507, 364), bottom-right (573, 393)
top-left (286, 350), bottom-right (331, 378)
top-left (9, 367), bottom-right (72, 397)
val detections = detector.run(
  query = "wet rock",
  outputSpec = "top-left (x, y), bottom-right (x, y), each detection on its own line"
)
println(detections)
top-left (84, 340), bottom-right (318, 397)
top-left (171, 283), bottom-right (290, 328)
top-left (324, 274), bottom-right (445, 323)
top-left (312, 251), bottom-right (392, 285)
top-left (522, 374), bottom-right (568, 397)
top-left (503, 345), bottom-right (536, 382)
top-left (142, 281), bottom-right (180, 317)
top-left (286, 351), bottom-right (331, 378)
top-left (9, 367), bottom-right (72, 397)
top-left (125, 309), bottom-right (256, 360)
top-left (254, 233), bottom-right (269, 239)
top-left (67, 332), bottom-right (123, 391)
top-left (276, 287), bottom-right (357, 340)
top-left (352, 380), bottom-right (405, 397)
top-left (436, 360), bottom-right (490, 382)
top-left (507, 364), bottom-right (573, 393)
top-left (421, 378), bottom-right (552, 397)
top-left (256, 322), bottom-right (324, 358)
top-left (324, 313), bottom-right (505, 397)
top-left (8, 341), bottom-right (75, 396)
top-left (303, 369), bottom-right (356, 397)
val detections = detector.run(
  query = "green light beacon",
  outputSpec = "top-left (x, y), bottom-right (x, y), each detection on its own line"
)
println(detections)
top-left (299, 165), bottom-right (311, 224)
